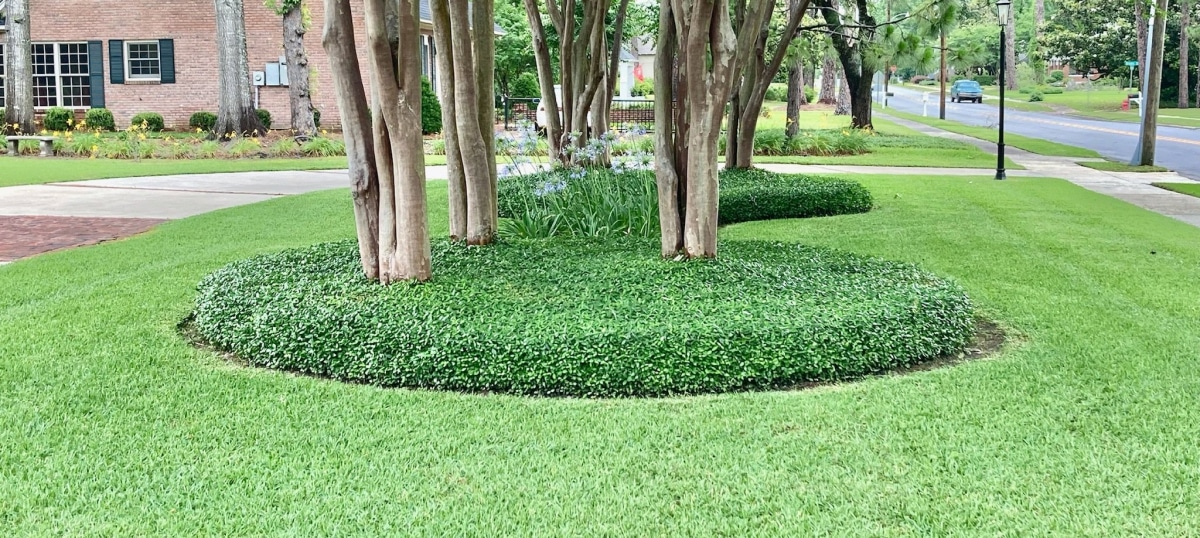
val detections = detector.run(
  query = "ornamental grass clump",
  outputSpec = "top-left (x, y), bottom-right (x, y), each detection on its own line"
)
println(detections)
top-left (192, 239), bottom-right (975, 397)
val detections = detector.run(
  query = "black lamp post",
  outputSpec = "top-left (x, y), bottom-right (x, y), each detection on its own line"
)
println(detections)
top-left (995, 0), bottom-right (1011, 180)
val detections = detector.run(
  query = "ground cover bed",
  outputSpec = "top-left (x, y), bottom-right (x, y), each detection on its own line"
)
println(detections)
top-left (192, 238), bottom-right (973, 397)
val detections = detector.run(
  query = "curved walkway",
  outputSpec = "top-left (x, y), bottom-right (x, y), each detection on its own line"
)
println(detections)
top-left (2, 137), bottom-right (1200, 263)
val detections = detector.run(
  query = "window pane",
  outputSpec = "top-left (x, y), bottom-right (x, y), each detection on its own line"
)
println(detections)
top-left (127, 42), bottom-right (160, 78)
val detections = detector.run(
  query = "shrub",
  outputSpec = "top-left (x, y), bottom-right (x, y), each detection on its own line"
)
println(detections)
top-left (256, 109), bottom-right (272, 130)
top-left (718, 168), bottom-right (872, 224)
top-left (190, 111), bottom-right (218, 132)
top-left (421, 76), bottom-right (442, 134)
top-left (1048, 70), bottom-right (1065, 84)
top-left (918, 79), bottom-right (937, 86)
top-left (510, 72), bottom-right (541, 99)
top-left (632, 78), bottom-right (654, 97)
top-left (497, 168), bottom-right (872, 236)
top-left (910, 75), bottom-right (928, 85)
top-left (44, 107), bottom-right (73, 131)
top-left (973, 74), bottom-right (996, 86)
top-left (130, 112), bottom-right (165, 132)
top-left (193, 239), bottom-right (974, 397)
top-left (1038, 85), bottom-right (1064, 95)
top-left (765, 83), bottom-right (789, 102)
top-left (84, 108), bottom-right (116, 131)
top-left (301, 136), bottom-right (345, 157)
top-left (804, 86), bottom-right (817, 103)
top-left (1029, 91), bottom-right (1044, 102)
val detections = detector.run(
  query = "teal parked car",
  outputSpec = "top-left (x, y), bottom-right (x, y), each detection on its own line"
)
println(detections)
top-left (950, 80), bottom-right (984, 103)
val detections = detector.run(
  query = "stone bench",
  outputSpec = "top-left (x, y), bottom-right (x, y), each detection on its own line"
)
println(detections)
top-left (7, 135), bottom-right (56, 157)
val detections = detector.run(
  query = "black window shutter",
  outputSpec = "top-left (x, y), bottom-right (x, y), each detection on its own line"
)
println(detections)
top-left (109, 40), bottom-right (124, 84)
top-left (159, 39), bottom-right (175, 84)
top-left (88, 41), bottom-right (105, 107)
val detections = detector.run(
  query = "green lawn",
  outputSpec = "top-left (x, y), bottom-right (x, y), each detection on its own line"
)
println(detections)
top-left (1081, 161), bottom-right (1170, 173)
top-left (884, 109), bottom-right (1104, 159)
top-left (1153, 182), bottom-right (1200, 198)
top-left (3, 174), bottom-right (1200, 533)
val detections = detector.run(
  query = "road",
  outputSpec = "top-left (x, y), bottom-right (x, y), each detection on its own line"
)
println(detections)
top-left (882, 86), bottom-right (1200, 179)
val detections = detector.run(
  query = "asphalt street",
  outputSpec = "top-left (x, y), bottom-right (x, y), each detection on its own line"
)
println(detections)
top-left (882, 86), bottom-right (1200, 179)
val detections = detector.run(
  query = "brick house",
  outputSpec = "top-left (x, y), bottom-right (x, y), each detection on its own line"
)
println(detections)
top-left (0, 0), bottom-right (481, 130)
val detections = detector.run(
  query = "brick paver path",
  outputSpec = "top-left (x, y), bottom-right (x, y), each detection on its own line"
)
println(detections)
top-left (0, 216), bottom-right (166, 262)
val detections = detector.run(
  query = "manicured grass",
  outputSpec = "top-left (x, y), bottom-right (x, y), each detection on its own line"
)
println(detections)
top-left (885, 109), bottom-right (1104, 159)
top-left (979, 87), bottom-right (1200, 128)
top-left (1080, 161), bottom-right (1170, 173)
top-left (1152, 182), bottom-right (1200, 198)
top-left (3, 174), bottom-right (1200, 533)
top-left (0, 155), bottom-right (462, 187)
top-left (753, 107), bottom-right (1020, 169)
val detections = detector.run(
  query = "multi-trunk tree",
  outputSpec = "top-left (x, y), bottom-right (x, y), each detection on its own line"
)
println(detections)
top-left (726, 0), bottom-right (814, 169)
top-left (522, 0), bottom-right (630, 163)
top-left (266, 0), bottom-right (318, 136)
top-left (432, 0), bottom-right (499, 244)
top-left (214, 0), bottom-right (268, 137)
top-left (4, 0), bottom-right (34, 134)
top-left (814, 0), bottom-right (879, 129)
top-left (655, 0), bottom-right (765, 258)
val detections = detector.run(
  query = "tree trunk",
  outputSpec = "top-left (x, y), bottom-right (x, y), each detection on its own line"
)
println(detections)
top-left (282, 6), bottom-right (317, 137)
top-left (214, 0), bottom-right (267, 138)
top-left (522, 0), bottom-right (563, 160)
top-left (1035, 0), bottom-right (1044, 43)
top-left (654, 0), bottom-right (684, 257)
top-left (1138, 0), bottom-right (1169, 166)
top-left (430, 0), bottom-right (466, 240)
top-left (786, 59), bottom-right (804, 137)
top-left (323, 0), bottom-right (380, 279)
top-left (835, 71), bottom-right (851, 115)
top-left (1182, 0), bottom-right (1192, 109)
top-left (1004, 8), bottom-right (1017, 91)
top-left (3, 0), bottom-right (34, 135)
top-left (448, 0), bottom-right (496, 244)
top-left (472, 0), bottom-right (497, 225)
top-left (819, 53), bottom-right (838, 103)
top-left (1136, 0), bottom-right (1148, 85)
top-left (656, 0), bottom-right (744, 259)
top-left (364, 0), bottom-right (432, 281)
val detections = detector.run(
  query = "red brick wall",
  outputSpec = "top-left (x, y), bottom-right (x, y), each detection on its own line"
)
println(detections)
top-left (27, 0), bottom-right (377, 130)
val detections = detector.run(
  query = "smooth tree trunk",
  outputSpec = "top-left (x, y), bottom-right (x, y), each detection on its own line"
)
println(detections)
top-left (835, 71), bottom-right (851, 115)
top-left (655, 0), bottom-right (745, 259)
top-left (322, 0), bottom-right (379, 279)
top-left (472, 0), bottom-right (497, 221)
top-left (1138, 0), bottom-right (1169, 166)
top-left (446, 0), bottom-right (497, 244)
top-left (4, 0), bottom-right (34, 135)
top-left (1182, 0), bottom-right (1192, 109)
top-left (214, 0), bottom-right (267, 137)
top-left (282, 5), bottom-right (317, 136)
top-left (522, 0), bottom-right (563, 159)
top-left (819, 53), bottom-right (838, 103)
top-left (430, 0), bottom-right (467, 240)
top-left (364, 0), bottom-right (431, 281)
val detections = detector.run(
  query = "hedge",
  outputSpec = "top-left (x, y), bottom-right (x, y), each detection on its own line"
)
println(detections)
top-left (497, 168), bottom-right (873, 231)
top-left (193, 238), bottom-right (974, 397)
top-left (190, 112), bottom-right (218, 132)
top-left (130, 112), bottom-right (165, 132)
top-left (84, 108), bottom-right (116, 131)
top-left (44, 107), bottom-right (72, 131)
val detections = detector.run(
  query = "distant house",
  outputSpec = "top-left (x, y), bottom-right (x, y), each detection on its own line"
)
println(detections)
top-left (0, 0), bottom-right (501, 130)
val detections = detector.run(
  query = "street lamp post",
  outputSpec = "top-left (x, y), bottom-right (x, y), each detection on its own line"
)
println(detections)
top-left (995, 0), bottom-right (1011, 181)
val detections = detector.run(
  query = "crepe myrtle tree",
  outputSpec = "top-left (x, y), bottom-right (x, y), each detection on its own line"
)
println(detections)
top-left (654, 0), bottom-right (773, 258)
top-left (322, 0), bottom-right (430, 282)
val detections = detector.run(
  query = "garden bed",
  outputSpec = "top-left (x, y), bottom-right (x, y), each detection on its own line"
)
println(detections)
top-left (191, 238), bottom-right (975, 397)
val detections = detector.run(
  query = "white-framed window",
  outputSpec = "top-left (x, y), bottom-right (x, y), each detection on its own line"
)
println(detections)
top-left (125, 41), bottom-right (161, 80)
top-left (32, 42), bottom-right (91, 109)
